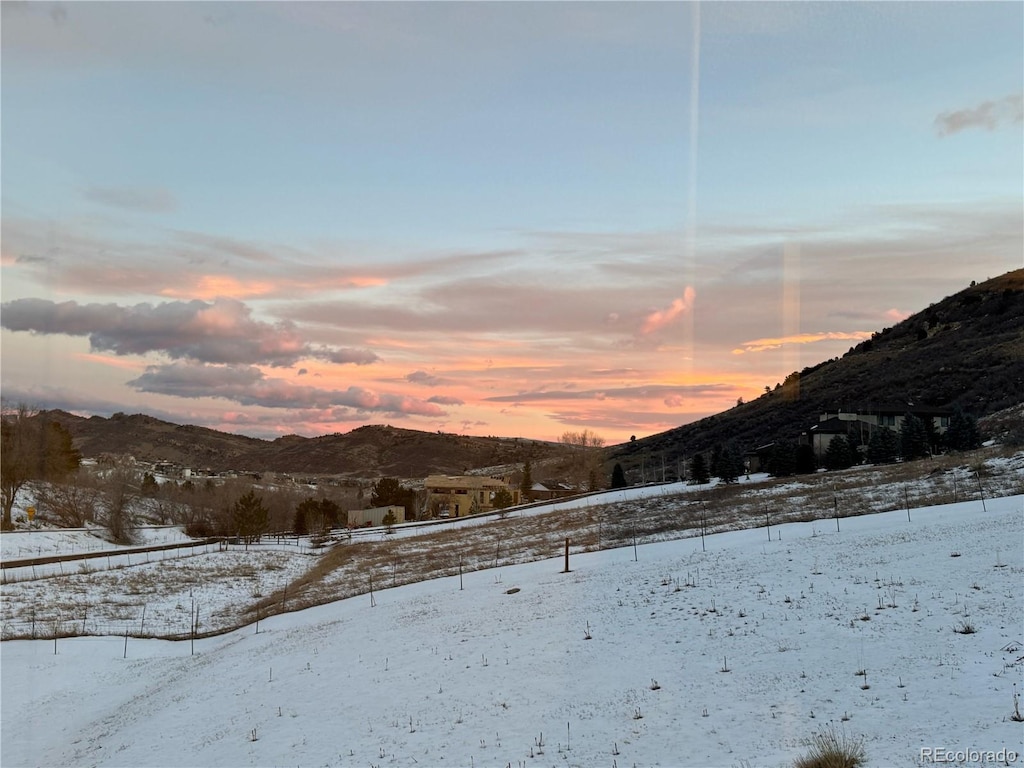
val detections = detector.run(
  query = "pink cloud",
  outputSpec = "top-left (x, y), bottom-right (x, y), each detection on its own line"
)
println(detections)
top-left (639, 286), bottom-right (696, 335)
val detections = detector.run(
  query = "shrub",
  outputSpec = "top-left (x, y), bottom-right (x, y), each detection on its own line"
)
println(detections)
top-left (794, 725), bottom-right (866, 768)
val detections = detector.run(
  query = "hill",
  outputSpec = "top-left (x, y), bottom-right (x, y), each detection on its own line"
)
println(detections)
top-left (36, 411), bottom-right (562, 479)
top-left (607, 269), bottom-right (1024, 476)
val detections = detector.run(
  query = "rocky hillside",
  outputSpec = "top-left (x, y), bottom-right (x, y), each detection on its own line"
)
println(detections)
top-left (607, 269), bottom-right (1024, 476)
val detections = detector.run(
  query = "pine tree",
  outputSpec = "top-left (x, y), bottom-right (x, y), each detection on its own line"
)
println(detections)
top-left (718, 442), bottom-right (743, 484)
top-left (492, 488), bottom-right (514, 509)
top-left (709, 444), bottom-right (724, 480)
top-left (767, 440), bottom-right (797, 477)
top-left (945, 407), bottom-right (981, 452)
top-left (140, 473), bottom-right (159, 497)
top-left (690, 454), bottom-right (710, 485)
top-left (866, 427), bottom-right (900, 464)
top-left (824, 435), bottom-right (856, 470)
top-left (520, 460), bottom-right (534, 502)
top-left (900, 413), bottom-right (931, 461)
top-left (293, 503), bottom-right (309, 536)
top-left (610, 462), bottom-right (628, 489)
top-left (233, 490), bottom-right (268, 546)
top-left (795, 443), bottom-right (817, 475)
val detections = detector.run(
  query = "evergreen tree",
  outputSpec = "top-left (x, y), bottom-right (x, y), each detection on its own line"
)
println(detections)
top-left (319, 498), bottom-right (341, 529)
top-left (492, 488), bottom-right (514, 509)
top-left (795, 443), bottom-right (817, 475)
top-left (293, 503), bottom-right (309, 536)
top-left (140, 473), bottom-right (159, 497)
top-left (610, 462), bottom-right (628, 489)
top-left (520, 460), bottom-right (534, 502)
top-left (689, 453), bottom-right (710, 485)
top-left (824, 435), bottom-right (856, 470)
top-left (717, 442), bottom-right (743, 483)
top-left (371, 477), bottom-right (404, 507)
top-left (709, 444), bottom-right (724, 480)
top-left (294, 497), bottom-right (340, 534)
top-left (900, 413), bottom-right (931, 461)
top-left (866, 427), bottom-right (900, 464)
top-left (232, 490), bottom-right (268, 546)
top-left (767, 440), bottom-right (797, 477)
top-left (944, 407), bottom-right (981, 452)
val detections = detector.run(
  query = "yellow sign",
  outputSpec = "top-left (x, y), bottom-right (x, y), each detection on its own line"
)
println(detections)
top-left (26, 506), bottom-right (35, 521)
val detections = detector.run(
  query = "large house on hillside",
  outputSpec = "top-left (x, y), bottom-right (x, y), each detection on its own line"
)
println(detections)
top-left (806, 404), bottom-right (953, 459)
top-left (424, 475), bottom-right (520, 518)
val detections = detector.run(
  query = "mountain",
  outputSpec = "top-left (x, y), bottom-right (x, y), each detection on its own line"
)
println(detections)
top-left (37, 411), bottom-right (562, 479)
top-left (606, 269), bottom-right (1024, 476)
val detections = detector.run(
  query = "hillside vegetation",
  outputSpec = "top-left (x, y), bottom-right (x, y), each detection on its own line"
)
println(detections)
top-left (34, 415), bottom-right (563, 479)
top-left (608, 270), bottom-right (1024, 477)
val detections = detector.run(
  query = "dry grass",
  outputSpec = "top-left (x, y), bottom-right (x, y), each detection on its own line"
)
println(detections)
top-left (793, 725), bottom-right (866, 768)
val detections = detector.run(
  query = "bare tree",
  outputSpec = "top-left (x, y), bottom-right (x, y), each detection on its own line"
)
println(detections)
top-left (559, 429), bottom-right (606, 490)
top-left (34, 471), bottom-right (102, 528)
top-left (97, 460), bottom-right (141, 544)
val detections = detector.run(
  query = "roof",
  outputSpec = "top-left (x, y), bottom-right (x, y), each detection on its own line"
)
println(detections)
top-left (424, 475), bottom-right (510, 490)
top-left (808, 417), bottom-right (856, 434)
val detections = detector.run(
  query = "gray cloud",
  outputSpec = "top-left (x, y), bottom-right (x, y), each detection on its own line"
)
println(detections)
top-left (406, 370), bottom-right (454, 387)
top-left (935, 93), bottom-right (1023, 137)
top-left (427, 395), bottom-right (464, 406)
top-left (0, 297), bottom-right (378, 368)
top-left (127, 362), bottom-right (446, 417)
top-left (2, 215), bottom-right (522, 301)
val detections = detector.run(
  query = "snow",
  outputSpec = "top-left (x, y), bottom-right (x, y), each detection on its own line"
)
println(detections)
top-left (0, 525), bottom-right (195, 562)
top-left (3, 494), bottom-right (1023, 767)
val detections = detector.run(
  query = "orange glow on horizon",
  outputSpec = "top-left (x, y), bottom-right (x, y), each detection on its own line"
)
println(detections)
top-left (732, 331), bottom-right (872, 354)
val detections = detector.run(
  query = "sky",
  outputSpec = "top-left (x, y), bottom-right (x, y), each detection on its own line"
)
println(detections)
top-left (2, 2), bottom-right (1022, 445)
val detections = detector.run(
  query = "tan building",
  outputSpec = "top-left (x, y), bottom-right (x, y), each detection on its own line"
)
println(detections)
top-left (424, 475), bottom-right (520, 518)
top-left (348, 505), bottom-right (405, 528)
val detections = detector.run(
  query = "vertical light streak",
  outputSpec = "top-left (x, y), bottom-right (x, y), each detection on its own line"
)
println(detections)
top-left (681, 1), bottom-right (702, 383)
top-left (782, 241), bottom-right (802, 398)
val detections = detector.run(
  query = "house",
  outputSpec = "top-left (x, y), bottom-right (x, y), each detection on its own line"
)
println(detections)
top-left (423, 475), bottom-right (521, 518)
top-left (348, 505), bottom-right (405, 528)
top-left (743, 443), bottom-right (775, 474)
top-left (525, 482), bottom-right (574, 502)
top-left (808, 405), bottom-right (953, 459)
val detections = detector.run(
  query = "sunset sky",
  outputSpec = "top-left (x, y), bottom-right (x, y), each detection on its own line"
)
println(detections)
top-left (2, 2), bottom-right (1022, 445)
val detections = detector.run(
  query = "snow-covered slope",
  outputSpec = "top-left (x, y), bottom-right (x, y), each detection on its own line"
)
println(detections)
top-left (3, 495), bottom-right (1022, 767)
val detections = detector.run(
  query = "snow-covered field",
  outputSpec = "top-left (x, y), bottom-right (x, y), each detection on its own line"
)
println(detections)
top-left (1, 525), bottom-right (194, 562)
top-left (3, 493), bottom-right (1022, 768)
